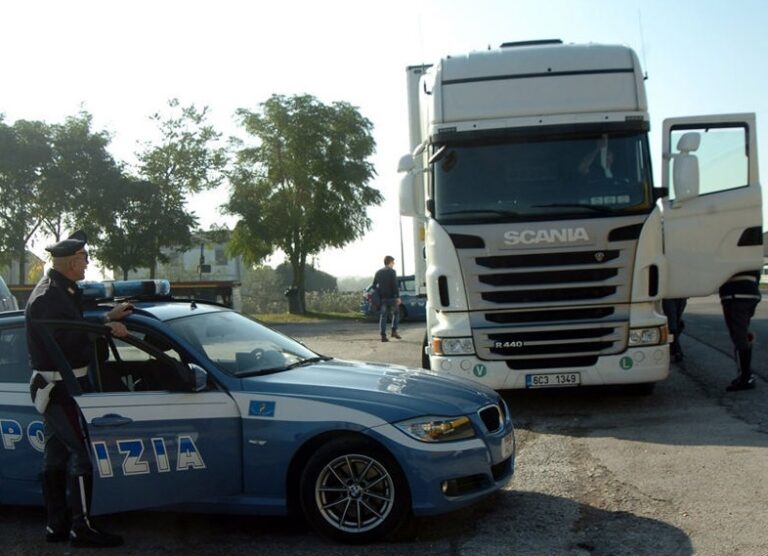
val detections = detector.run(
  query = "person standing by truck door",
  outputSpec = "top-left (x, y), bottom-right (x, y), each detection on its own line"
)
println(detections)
top-left (663, 298), bottom-right (688, 363)
top-left (373, 256), bottom-right (401, 342)
top-left (719, 270), bottom-right (761, 391)
top-left (26, 230), bottom-right (133, 547)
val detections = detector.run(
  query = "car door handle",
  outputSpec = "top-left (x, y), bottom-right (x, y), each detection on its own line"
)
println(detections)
top-left (90, 414), bottom-right (133, 427)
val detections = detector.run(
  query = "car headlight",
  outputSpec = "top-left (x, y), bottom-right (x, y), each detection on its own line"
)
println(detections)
top-left (395, 415), bottom-right (476, 442)
top-left (432, 337), bottom-right (475, 355)
top-left (628, 326), bottom-right (667, 346)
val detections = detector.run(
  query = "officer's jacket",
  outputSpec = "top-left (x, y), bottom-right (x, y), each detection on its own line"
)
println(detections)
top-left (25, 269), bottom-right (92, 371)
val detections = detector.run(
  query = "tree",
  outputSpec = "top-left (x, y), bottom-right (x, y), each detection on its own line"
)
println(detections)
top-left (38, 111), bottom-right (124, 244)
top-left (0, 117), bottom-right (52, 283)
top-left (226, 94), bottom-right (381, 314)
top-left (136, 99), bottom-right (227, 277)
top-left (94, 178), bottom-right (197, 280)
top-left (0, 111), bottom-right (127, 284)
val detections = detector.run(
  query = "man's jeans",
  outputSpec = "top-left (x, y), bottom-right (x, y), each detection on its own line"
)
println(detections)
top-left (379, 298), bottom-right (399, 337)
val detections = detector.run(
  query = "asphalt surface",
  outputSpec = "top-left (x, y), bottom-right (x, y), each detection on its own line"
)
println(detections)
top-left (2, 296), bottom-right (766, 555)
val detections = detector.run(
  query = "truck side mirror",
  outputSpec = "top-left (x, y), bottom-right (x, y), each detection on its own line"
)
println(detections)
top-left (671, 132), bottom-right (701, 203)
top-left (399, 173), bottom-right (418, 217)
top-left (397, 154), bottom-right (415, 173)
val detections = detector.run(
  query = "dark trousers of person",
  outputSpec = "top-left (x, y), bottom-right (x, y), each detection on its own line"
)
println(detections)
top-left (40, 382), bottom-right (94, 537)
top-left (379, 298), bottom-right (400, 337)
top-left (722, 297), bottom-right (759, 382)
top-left (663, 298), bottom-right (687, 360)
top-left (722, 298), bottom-right (758, 351)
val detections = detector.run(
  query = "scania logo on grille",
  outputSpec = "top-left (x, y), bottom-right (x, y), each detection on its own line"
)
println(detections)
top-left (594, 251), bottom-right (606, 262)
top-left (504, 227), bottom-right (589, 246)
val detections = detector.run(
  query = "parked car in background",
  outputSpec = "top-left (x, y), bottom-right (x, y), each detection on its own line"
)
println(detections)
top-left (0, 277), bottom-right (19, 312)
top-left (360, 274), bottom-right (426, 321)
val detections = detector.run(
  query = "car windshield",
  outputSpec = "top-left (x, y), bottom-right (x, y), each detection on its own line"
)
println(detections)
top-left (165, 310), bottom-right (324, 377)
top-left (432, 129), bottom-right (654, 223)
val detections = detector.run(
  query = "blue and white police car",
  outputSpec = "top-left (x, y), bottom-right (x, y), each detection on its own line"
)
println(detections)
top-left (0, 280), bottom-right (515, 543)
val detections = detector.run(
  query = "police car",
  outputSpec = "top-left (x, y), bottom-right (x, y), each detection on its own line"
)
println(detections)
top-left (0, 280), bottom-right (514, 543)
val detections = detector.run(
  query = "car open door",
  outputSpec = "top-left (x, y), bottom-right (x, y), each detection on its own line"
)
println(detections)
top-left (661, 113), bottom-right (763, 298)
top-left (40, 320), bottom-right (242, 515)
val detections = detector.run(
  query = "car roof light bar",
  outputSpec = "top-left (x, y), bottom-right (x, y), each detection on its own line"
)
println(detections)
top-left (79, 279), bottom-right (172, 301)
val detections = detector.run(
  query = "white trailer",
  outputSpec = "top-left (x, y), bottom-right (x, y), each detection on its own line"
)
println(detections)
top-left (398, 40), bottom-right (762, 392)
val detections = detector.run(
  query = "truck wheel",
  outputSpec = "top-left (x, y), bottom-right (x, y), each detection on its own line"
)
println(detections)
top-left (299, 437), bottom-right (411, 543)
top-left (421, 331), bottom-right (430, 369)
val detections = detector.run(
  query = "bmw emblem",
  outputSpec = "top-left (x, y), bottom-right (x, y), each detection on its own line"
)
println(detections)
top-left (594, 251), bottom-right (605, 262)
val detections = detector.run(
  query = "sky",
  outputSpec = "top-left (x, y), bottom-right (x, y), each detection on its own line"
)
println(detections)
top-left (2, 0), bottom-right (767, 280)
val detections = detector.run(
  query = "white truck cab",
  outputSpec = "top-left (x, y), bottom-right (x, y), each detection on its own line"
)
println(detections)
top-left (399, 40), bottom-right (762, 392)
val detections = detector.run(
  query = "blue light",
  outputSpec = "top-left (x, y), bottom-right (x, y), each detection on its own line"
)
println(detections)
top-left (112, 280), bottom-right (171, 298)
top-left (79, 279), bottom-right (171, 300)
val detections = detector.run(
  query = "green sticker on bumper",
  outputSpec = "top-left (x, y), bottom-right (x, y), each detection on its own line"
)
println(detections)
top-left (620, 356), bottom-right (633, 370)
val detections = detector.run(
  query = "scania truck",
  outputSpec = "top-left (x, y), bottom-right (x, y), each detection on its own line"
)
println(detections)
top-left (398, 40), bottom-right (762, 392)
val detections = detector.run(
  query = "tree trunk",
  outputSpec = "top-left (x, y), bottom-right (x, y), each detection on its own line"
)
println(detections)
top-left (287, 255), bottom-right (306, 314)
top-left (17, 239), bottom-right (26, 285)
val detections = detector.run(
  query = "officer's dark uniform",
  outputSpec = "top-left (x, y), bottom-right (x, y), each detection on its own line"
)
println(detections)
top-left (26, 231), bottom-right (123, 547)
top-left (719, 270), bottom-right (761, 391)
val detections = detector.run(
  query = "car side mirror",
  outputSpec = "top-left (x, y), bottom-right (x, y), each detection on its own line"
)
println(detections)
top-left (188, 363), bottom-right (208, 392)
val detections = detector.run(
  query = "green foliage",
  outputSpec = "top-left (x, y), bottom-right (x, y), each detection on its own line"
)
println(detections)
top-left (226, 94), bottom-right (381, 314)
top-left (135, 99), bottom-right (228, 277)
top-left (0, 117), bottom-right (53, 282)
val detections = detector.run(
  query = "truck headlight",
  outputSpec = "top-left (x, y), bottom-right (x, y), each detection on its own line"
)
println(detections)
top-left (432, 337), bottom-right (475, 355)
top-left (628, 326), bottom-right (667, 346)
top-left (395, 415), bottom-right (476, 442)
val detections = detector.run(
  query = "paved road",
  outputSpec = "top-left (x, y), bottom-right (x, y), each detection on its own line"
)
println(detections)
top-left (2, 298), bottom-right (766, 555)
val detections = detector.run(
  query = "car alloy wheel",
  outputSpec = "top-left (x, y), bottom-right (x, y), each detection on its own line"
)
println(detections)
top-left (300, 437), bottom-right (410, 542)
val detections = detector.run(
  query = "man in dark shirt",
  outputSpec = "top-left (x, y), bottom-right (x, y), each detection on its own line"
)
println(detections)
top-left (372, 255), bottom-right (401, 342)
top-left (719, 270), bottom-right (762, 391)
top-left (26, 230), bottom-right (133, 547)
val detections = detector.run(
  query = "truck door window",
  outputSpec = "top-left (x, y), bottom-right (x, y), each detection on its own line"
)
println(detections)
top-left (670, 125), bottom-right (748, 196)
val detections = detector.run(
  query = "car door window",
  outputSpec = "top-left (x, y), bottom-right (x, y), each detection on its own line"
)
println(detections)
top-left (0, 327), bottom-right (30, 383)
top-left (95, 329), bottom-right (191, 393)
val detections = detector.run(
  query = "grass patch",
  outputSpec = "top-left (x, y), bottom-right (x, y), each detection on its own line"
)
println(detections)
top-left (250, 311), bottom-right (362, 323)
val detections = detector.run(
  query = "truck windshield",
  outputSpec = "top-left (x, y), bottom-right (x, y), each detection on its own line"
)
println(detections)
top-left (432, 130), bottom-right (653, 223)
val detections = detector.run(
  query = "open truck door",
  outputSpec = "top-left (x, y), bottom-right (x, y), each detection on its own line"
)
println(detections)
top-left (661, 113), bottom-right (763, 298)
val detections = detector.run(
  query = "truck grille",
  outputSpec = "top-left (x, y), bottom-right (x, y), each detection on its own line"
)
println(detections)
top-left (452, 219), bottom-right (643, 369)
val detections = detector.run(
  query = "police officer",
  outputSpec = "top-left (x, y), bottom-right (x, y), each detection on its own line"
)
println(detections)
top-left (719, 270), bottom-right (762, 391)
top-left (26, 231), bottom-right (133, 547)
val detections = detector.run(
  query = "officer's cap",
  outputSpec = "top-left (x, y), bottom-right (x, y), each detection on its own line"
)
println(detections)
top-left (45, 230), bottom-right (88, 257)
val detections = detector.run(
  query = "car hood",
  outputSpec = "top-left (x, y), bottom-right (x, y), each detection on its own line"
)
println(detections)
top-left (239, 358), bottom-right (499, 421)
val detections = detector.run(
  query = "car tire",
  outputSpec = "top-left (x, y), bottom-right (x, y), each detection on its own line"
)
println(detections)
top-left (299, 436), bottom-right (411, 543)
top-left (398, 305), bottom-right (407, 322)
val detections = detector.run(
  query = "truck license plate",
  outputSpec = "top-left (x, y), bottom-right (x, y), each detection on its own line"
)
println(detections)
top-left (525, 372), bottom-right (580, 388)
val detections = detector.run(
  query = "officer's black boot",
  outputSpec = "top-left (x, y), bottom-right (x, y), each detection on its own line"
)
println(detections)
top-left (670, 338), bottom-right (684, 363)
top-left (68, 474), bottom-right (123, 547)
top-left (727, 348), bottom-right (756, 391)
top-left (42, 469), bottom-right (70, 542)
